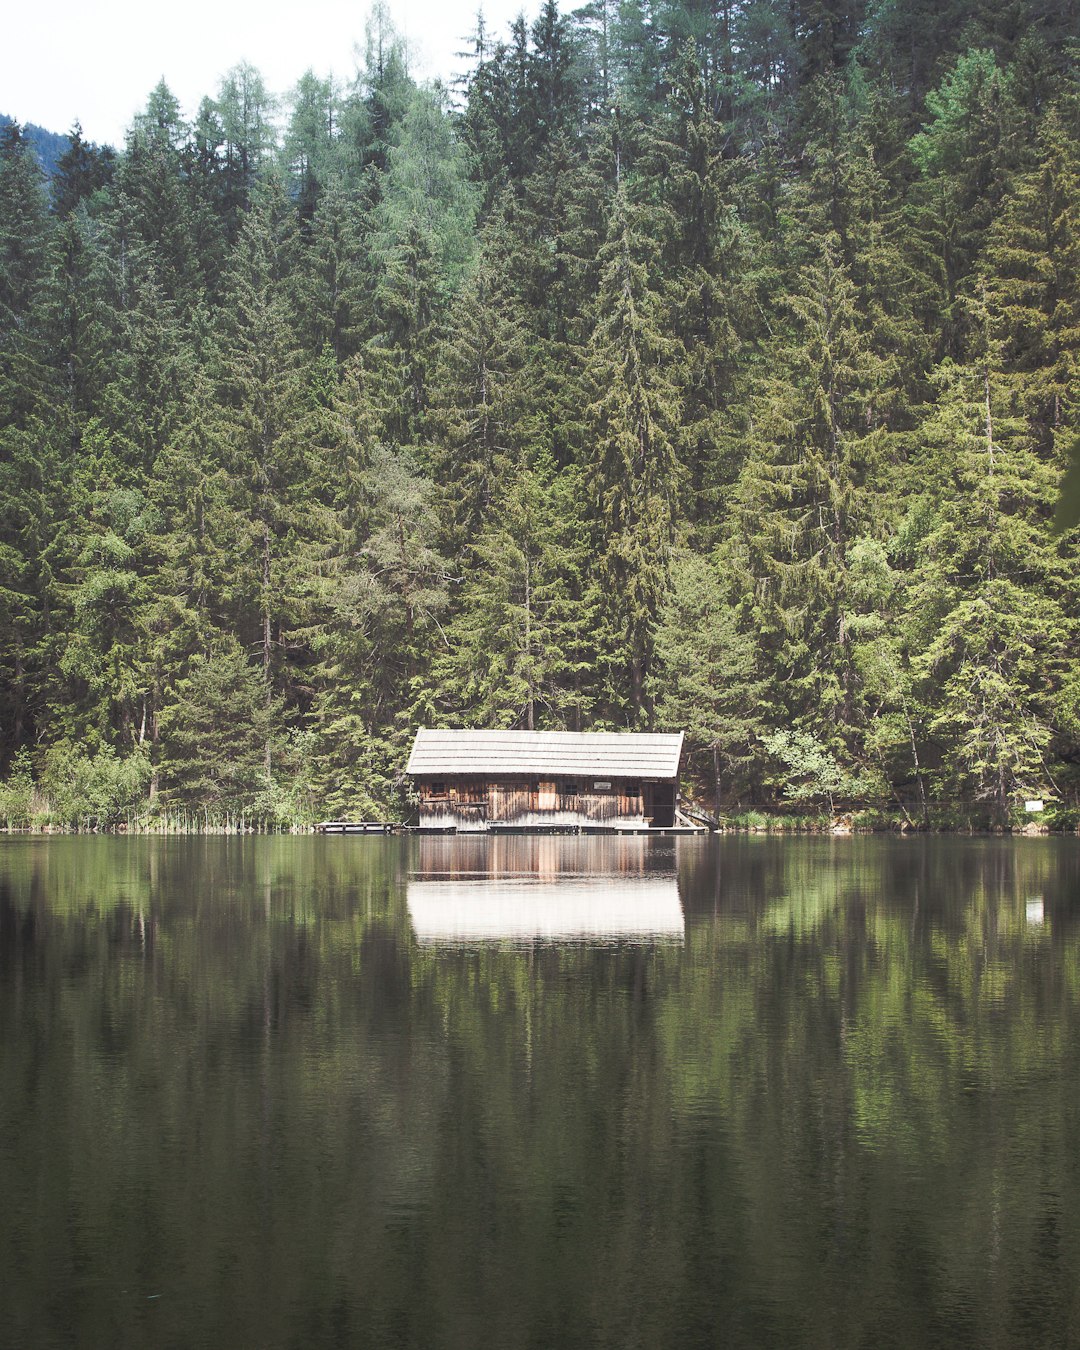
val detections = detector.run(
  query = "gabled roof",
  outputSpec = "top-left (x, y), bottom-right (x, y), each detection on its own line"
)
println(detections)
top-left (406, 729), bottom-right (684, 780)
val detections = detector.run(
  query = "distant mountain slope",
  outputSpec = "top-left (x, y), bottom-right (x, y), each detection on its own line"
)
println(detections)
top-left (0, 114), bottom-right (71, 176)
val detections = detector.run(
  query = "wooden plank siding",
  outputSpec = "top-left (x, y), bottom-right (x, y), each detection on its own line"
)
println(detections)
top-left (487, 786), bottom-right (643, 824)
top-left (416, 779), bottom-right (649, 829)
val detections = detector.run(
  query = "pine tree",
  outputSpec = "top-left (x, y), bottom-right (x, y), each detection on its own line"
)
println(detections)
top-left (308, 444), bottom-right (448, 815)
top-left (980, 94), bottom-right (1080, 454)
top-left (529, 0), bottom-right (587, 153)
top-left (351, 2), bottom-right (416, 175)
top-left (117, 88), bottom-right (209, 312)
top-left (435, 472), bottom-right (550, 729)
top-left (652, 43), bottom-right (760, 526)
top-left (378, 84), bottom-right (478, 288)
top-left (432, 455), bottom-right (594, 730)
top-left (0, 122), bottom-right (50, 422)
top-left (215, 63), bottom-right (277, 230)
top-left (45, 422), bottom-right (161, 747)
top-left (365, 216), bottom-right (440, 444)
top-left (843, 536), bottom-right (932, 825)
top-left (0, 124), bottom-right (54, 756)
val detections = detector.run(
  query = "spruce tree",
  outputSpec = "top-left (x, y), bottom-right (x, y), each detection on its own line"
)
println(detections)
top-left (903, 343), bottom-right (1070, 823)
top-left (584, 186), bottom-right (682, 719)
top-left (428, 227), bottom-right (531, 549)
top-left (651, 550), bottom-right (765, 806)
top-left (724, 232), bottom-right (896, 775)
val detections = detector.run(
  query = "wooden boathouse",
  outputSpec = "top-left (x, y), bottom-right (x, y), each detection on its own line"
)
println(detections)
top-left (406, 729), bottom-right (686, 832)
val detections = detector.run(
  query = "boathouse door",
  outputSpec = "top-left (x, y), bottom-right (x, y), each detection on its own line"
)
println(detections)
top-left (538, 780), bottom-right (557, 811)
top-left (646, 784), bottom-right (675, 828)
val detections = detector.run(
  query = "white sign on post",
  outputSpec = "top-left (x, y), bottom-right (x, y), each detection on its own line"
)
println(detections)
top-left (1025, 800), bottom-right (1044, 813)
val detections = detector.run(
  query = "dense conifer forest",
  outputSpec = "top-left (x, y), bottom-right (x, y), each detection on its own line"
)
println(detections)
top-left (2, 0), bottom-right (1080, 829)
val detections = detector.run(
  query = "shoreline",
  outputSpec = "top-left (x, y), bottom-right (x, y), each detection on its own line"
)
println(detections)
top-left (0, 819), bottom-right (1075, 838)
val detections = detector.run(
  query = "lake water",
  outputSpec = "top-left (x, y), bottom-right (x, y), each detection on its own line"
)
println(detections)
top-left (2, 834), bottom-right (1079, 1349)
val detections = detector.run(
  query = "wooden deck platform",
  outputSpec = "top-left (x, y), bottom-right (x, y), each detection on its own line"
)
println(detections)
top-left (314, 821), bottom-right (401, 834)
top-left (314, 821), bottom-right (709, 836)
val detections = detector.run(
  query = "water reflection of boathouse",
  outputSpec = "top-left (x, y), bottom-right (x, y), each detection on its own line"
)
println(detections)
top-left (406, 729), bottom-right (686, 832)
top-left (407, 835), bottom-right (684, 945)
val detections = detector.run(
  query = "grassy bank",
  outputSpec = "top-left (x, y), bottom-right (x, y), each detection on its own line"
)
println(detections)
top-left (716, 807), bottom-right (1078, 834)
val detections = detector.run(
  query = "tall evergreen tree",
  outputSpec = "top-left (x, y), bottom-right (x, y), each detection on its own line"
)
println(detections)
top-left (52, 122), bottom-right (115, 218)
top-left (429, 229), bottom-right (531, 549)
top-left (725, 233), bottom-right (896, 765)
top-left (900, 299), bottom-right (1076, 821)
top-left (211, 181), bottom-right (310, 763)
top-left (584, 187), bottom-right (681, 719)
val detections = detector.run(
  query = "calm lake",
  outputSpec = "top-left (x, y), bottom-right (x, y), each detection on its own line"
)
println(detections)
top-left (2, 835), bottom-right (1079, 1349)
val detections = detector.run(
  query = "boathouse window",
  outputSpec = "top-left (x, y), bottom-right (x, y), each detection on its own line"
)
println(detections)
top-left (560, 781), bottom-right (579, 797)
top-left (428, 781), bottom-right (447, 798)
top-left (624, 781), bottom-right (640, 797)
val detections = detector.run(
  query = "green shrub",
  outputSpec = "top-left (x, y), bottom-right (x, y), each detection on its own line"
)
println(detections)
top-left (40, 743), bottom-right (151, 829)
top-left (0, 748), bottom-right (34, 828)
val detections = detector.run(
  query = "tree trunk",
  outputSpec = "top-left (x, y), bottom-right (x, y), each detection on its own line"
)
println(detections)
top-left (263, 526), bottom-right (272, 776)
top-left (904, 703), bottom-right (930, 829)
top-left (149, 678), bottom-right (160, 802)
top-left (524, 553), bottom-right (534, 731)
top-left (13, 646), bottom-right (24, 747)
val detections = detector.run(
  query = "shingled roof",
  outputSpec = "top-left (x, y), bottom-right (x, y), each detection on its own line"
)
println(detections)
top-left (406, 729), bottom-right (684, 780)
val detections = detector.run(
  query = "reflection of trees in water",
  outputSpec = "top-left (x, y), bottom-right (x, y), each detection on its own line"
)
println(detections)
top-left (2, 837), bottom-right (1079, 1348)
top-left (670, 837), bottom-right (1080, 1346)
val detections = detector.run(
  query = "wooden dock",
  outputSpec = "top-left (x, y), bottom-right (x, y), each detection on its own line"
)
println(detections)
top-left (314, 820), bottom-right (708, 836)
top-left (314, 821), bottom-right (402, 835)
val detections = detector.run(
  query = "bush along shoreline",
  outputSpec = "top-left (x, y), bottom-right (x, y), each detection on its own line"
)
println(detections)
top-left (0, 748), bottom-right (1074, 836)
top-left (0, 747), bottom-right (323, 834)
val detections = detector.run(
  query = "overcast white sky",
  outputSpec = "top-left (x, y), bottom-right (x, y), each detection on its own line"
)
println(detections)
top-left (5, 0), bottom-right (538, 148)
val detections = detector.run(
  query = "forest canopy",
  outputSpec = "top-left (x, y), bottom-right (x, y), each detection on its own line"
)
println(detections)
top-left (1, 0), bottom-right (1079, 828)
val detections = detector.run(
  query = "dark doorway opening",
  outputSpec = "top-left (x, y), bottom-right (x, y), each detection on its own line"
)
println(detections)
top-left (645, 784), bottom-right (676, 829)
